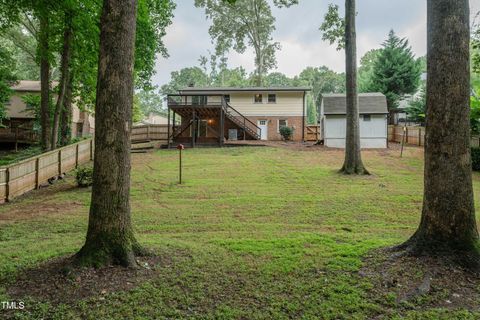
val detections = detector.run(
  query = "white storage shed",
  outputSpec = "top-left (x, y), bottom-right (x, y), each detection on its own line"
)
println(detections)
top-left (320, 93), bottom-right (388, 148)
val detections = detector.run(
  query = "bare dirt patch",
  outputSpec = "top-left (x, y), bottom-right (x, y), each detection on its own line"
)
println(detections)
top-left (0, 178), bottom-right (86, 224)
top-left (360, 249), bottom-right (480, 315)
top-left (6, 250), bottom-right (188, 307)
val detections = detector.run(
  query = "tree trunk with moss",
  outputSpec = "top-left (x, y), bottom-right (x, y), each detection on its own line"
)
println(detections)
top-left (75, 0), bottom-right (143, 267)
top-left (396, 0), bottom-right (479, 267)
top-left (340, 0), bottom-right (368, 175)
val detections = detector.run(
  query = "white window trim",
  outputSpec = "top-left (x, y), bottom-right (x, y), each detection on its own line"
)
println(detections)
top-left (254, 93), bottom-right (263, 104)
top-left (363, 114), bottom-right (372, 121)
top-left (277, 119), bottom-right (288, 133)
top-left (267, 93), bottom-right (277, 104)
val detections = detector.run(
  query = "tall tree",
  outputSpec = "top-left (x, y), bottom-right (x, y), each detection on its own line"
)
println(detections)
top-left (367, 30), bottom-right (421, 111)
top-left (321, 1), bottom-right (368, 174)
top-left (472, 12), bottom-right (480, 74)
top-left (75, 0), bottom-right (144, 267)
top-left (396, 0), bottom-right (479, 267)
top-left (38, 7), bottom-right (52, 150)
top-left (358, 49), bottom-right (381, 93)
top-left (295, 66), bottom-right (345, 124)
top-left (340, 0), bottom-right (367, 174)
top-left (194, 0), bottom-right (297, 86)
top-left (160, 67), bottom-right (210, 95)
top-left (51, 9), bottom-right (73, 149)
top-left (0, 46), bottom-right (17, 124)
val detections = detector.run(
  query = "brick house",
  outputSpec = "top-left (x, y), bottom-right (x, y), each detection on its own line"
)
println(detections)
top-left (167, 87), bottom-right (310, 147)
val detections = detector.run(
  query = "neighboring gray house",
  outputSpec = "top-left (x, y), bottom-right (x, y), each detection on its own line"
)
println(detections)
top-left (320, 93), bottom-right (388, 148)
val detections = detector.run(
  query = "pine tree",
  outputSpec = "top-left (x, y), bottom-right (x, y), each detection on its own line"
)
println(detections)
top-left (368, 30), bottom-right (421, 110)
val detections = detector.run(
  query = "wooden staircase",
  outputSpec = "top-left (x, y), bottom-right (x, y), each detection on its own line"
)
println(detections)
top-left (224, 103), bottom-right (261, 140)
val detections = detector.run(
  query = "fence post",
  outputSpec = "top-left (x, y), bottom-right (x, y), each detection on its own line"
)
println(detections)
top-left (147, 125), bottom-right (150, 140)
top-left (75, 143), bottom-right (79, 168)
top-left (89, 139), bottom-right (93, 160)
top-left (418, 128), bottom-right (422, 146)
top-left (14, 127), bottom-right (18, 152)
top-left (58, 149), bottom-right (62, 175)
top-left (5, 167), bottom-right (9, 202)
top-left (35, 158), bottom-right (40, 189)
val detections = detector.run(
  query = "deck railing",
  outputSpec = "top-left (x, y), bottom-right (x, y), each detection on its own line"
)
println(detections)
top-left (167, 94), bottom-right (223, 107)
top-left (0, 127), bottom-right (38, 144)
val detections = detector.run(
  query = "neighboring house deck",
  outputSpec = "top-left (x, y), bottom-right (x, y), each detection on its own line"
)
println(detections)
top-left (167, 87), bottom-right (310, 147)
top-left (0, 80), bottom-right (94, 145)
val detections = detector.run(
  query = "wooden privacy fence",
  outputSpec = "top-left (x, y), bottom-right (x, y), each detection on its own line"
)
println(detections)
top-left (0, 139), bottom-right (93, 204)
top-left (388, 125), bottom-right (480, 147)
top-left (131, 124), bottom-right (171, 142)
top-left (388, 125), bottom-right (425, 146)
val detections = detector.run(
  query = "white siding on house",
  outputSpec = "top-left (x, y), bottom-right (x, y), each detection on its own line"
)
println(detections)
top-left (189, 92), bottom-right (304, 116)
top-left (228, 92), bottom-right (304, 116)
top-left (324, 114), bottom-right (387, 148)
top-left (5, 95), bottom-right (34, 118)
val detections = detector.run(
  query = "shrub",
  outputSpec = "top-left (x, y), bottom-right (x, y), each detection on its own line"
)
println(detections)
top-left (75, 166), bottom-right (93, 187)
top-left (472, 148), bottom-right (480, 171)
top-left (279, 126), bottom-right (294, 141)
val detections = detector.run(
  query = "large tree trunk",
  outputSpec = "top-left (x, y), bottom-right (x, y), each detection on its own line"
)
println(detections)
top-left (39, 13), bottom-right (51, 151)
top-left (51, 12), bottom-right (73, 150)
top-left (60, 72), bottom-right (73, 146)
top-left (75, 0), bottom-right (143, 267)
top-left (397, 0), bottom-right (479, 267)
top-left (340, 0), bottom-right (368, 175)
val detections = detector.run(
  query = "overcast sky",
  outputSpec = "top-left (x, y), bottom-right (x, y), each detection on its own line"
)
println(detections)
top-left (152, 0), bottom-right (480, 88)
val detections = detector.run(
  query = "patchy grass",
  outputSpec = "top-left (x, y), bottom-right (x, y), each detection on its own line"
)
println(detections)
top-left (0, 145), bottom-right (479, 319)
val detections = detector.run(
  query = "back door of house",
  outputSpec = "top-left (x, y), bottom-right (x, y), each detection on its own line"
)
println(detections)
top-left (257, 120), bottom-right (268, 140)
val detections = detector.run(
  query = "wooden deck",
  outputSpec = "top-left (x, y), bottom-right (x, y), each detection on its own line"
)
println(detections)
top-left (167, 94), bottom-right (262, 148)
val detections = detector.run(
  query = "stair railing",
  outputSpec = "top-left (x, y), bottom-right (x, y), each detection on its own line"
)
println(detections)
top-left (222, 101), bottom-right (262, 140)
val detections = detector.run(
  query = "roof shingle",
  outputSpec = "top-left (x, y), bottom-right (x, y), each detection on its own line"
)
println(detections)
top-left (322, 93), bottom-right (388, 115)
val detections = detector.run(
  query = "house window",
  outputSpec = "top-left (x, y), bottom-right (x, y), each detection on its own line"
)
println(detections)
top-left (224, 95), bottom-right (230, 103)
top-left (278, 119), bottom-right (288, 132)
top-left (254, 94), bottom-right (263, 103)
top-left (363, 114), bottom-right (371, 121)
top-left (268, 94), bottom-right (276, 103)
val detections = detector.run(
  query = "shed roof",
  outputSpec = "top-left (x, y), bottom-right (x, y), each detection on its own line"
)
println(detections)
top-left (322, 93), bottom-right (388, 115)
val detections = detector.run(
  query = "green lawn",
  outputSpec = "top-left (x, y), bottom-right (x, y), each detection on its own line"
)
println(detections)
top-left (0, 145), bottom-right (479, 319)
